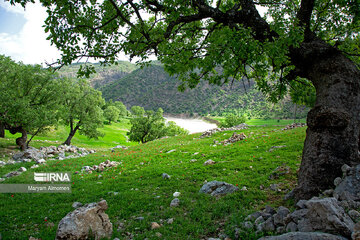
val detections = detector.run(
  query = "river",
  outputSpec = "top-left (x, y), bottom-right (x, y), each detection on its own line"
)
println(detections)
top-left (164, 117), bottom-right (218, 134)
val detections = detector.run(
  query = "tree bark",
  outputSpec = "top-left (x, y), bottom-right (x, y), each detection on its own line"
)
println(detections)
top-left (64, 129), bottom-right (76, 146)
top-left (291, 39), bottom-right (360, 200)
top-left (15, 128), bottom-right (28, 151)
top-left (0, 122), bottom-right (4, 138)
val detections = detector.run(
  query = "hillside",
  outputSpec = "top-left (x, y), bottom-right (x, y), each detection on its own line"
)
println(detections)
top-left (59, 62), bottom-right (309, 118)
top-left (100, 64), bottom-right (309, 118)
top-left (0, 123), bottom-right (307, 239)
top-left (59, 61), bottom-right (138, 89)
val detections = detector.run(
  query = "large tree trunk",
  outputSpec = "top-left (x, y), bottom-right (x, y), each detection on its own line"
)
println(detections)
top-left (15, 128), bottom-right (28, 151)
top-left (291, 39), bottom-right (360, 200)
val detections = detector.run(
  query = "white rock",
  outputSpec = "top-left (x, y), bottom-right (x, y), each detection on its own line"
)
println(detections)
top-left (173, 192), bottom-right (181, 197)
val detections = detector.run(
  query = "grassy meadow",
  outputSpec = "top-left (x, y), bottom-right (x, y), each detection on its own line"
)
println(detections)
top-left (0, 119), bottom-right (307, 239)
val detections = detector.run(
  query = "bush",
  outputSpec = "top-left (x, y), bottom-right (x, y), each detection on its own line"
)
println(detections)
top-left (220, 114), bottom-right (246, 128)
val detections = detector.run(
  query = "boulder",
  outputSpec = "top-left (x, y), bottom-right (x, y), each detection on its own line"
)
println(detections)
top-left (334, 175), bottom-right (360, 201)
top-left (56, 200), bottom-right (112, 240)
top-left (199, 181), bottom-right (239, 197)
top-left (304, 197), bottom-right (354, 237)
top-left (258, 232), bottom-right (348, 240)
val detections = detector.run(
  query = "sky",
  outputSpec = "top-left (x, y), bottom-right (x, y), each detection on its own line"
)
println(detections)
top-left (0, 2), bottom-right (266, 66)
top-left (0, 1), bottom-right (62, 65)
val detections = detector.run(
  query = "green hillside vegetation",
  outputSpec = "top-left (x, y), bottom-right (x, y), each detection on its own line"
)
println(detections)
top-left (59, 61), bottom-right (138, 89)
top-left (0, 123), bottom-right (306, 239)
top-left (99, 64), bottom-right (309, 119)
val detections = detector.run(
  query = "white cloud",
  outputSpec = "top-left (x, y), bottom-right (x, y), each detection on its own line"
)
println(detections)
top-left (0, 2), bottom-right (60, 65)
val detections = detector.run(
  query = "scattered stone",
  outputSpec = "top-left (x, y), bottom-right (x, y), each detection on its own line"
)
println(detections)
top-left (162, 173), bottom-right (171, 179)
top-left (3, 171), bottom-right (20, 178)
top-left (273, 206), bottom-right (290, 226)
top-left (245, 212), bottom-right (262, 221)
top-left (190, 159), bottom-right (197, 163)
top-left (207, 238), bottom-right (221, 240)
top-left (283, 190), bottom-right (295, 200)
top-left (282, 123), bottom-right (306, 131)
top-left (334, 177), bottom-right (343, 187)
top-left (241, 186), bottom-right (248, 191)
top-left (0, 178), bottom-right (5, 182)
top-left (173, 192), bottom-right (181, 197)
top-left (0, 161), bottom-right (5, 166)
top-left (55, 200), bottom-right (112, 240)
top-left (305, 197), bottom-right (354, 237)
top-left (200, 124), bottom-right (249, 138)
top-left (135, 217), bottom-right (144, 221)
top-left (30, 165), bottom-right (39, 169)
top-left (203, 159), bottom-right (216, 166)
top-left (151, 222), bottom-right (161, 229)
top-left (110, 145), bottom-right (128, 151)
top-left (268, 145), bottom-right (286, 152)
top-left (221, 132), bottom-right (247, 145)
top-left (166, 149), bottom-right (176, 153)
top-left (348, 209), bottom-right (360, 221)
top-left (334, 166), bottom-right (360, 201)
top-left (18, 167), bottom-right (27, 172)
top-left (352, 221), bottom-right (360, 240)
top-left (36, 159), bottom-right (46, 164)
top-left (285, 221), bottom-right (298, 232)
top-left (296, 200), bottom-right (308, 209)
top-left (167, 218), bottom-right (174, 224)
top-left (170, 198), bottom-right (180, 207)
top-left (241, 221), bottom-right (254, 230)
top-left (258, 232), bottom-right (348, 240)
top-left (199, 181), bottom-right (239, 197)
top-left (72, 202), bottom-right (83, 208)
top-left (269, 165), bottom-right (290, 179)
top-left (270, 184), bottom-right (280, 192)
top-left (155, 232), bottom-right (162, 238)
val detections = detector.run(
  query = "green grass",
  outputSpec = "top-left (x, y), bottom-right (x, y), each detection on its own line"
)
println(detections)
top-left (1, 118), bottom-right (137, 150)
top-left (208, 116), bottom-right (306, 126)
top-left (0, 124), bottom-right (307, 239)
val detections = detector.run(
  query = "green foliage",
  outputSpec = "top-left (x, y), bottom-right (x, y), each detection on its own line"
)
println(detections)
top-left (219, 114), bottom-right (247, 128)
top-left (127, 107), bottom-right (167, 143)
top-left (0, 55), bottom-right (63, 145)
top-left (165, 121), bottom-right (189, 136)
top-left (60, 78), bottom-right (105, 143)
top-left (100, 64), bottom-right (309, 119)
top-left (113, 101), bottom-right (129, 117)
top-left (104, 106), bottom-right (120, 124)
top-left (128, 107), bottom-right (187, 143)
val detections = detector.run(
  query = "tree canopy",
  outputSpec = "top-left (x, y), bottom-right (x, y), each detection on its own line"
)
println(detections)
top-left (60, 78), bottom-right (105, 145)
top-left (0, 55), bottom-right (63, 150)
top-left (9, 0), bottom-right (360, 200)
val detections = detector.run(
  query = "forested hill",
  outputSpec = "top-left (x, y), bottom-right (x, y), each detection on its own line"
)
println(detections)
top-left (60, 62), bottom-right (309, 118)
top-left (99, 64), bottom-right (308, 118)
top-left (59, 61), bottom-right (138, 89)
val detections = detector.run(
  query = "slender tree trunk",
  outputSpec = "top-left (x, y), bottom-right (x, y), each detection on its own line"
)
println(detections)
top-left (64, 129), bottom-right (76, 146)
top-left (291, 39), bottom-right (360, 200)
top-left (0, 122), bottom-right (4, 138)
top-left (16, 128), bottom-right (28, 151)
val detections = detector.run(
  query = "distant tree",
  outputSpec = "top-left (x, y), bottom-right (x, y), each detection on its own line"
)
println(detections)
top-left (104, 106), bottom-right (120, 124)
top-left (165, 121), bottom-right (189, 136)
top-left (113, 101), bottom-right (128, 117)
top-left (128, 107), bottom-right (167, 143)
top-left (0, 55), bottom-right (63, 150)
top-left (61, 78), bottom-right (105, 145)
top-left (220, 114), bottom-right (246, 128)
top-left (130, 106), bottom-right (145, 117)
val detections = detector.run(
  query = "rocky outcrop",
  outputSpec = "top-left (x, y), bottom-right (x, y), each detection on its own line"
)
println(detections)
top-left (199, 181), bottom-right (239, 197)
top-left (56, 200), bottom-right (112, 240)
